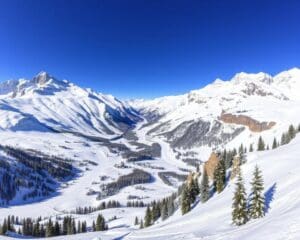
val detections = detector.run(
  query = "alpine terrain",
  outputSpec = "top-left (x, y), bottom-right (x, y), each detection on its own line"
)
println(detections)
top-left (0, 68), bottom-right (300, 240)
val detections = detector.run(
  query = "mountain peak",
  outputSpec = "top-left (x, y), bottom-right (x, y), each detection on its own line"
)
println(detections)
top-left (32, 71), bottom-right (54, 85)
top-left (231, 72), bottom-right (273, 85)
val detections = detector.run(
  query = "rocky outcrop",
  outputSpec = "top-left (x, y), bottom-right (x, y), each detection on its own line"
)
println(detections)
top-left (204, 152), bottom-right (220, 179)
top-left (162, 119), bottom-right (244, 149)
top-left (219, 111), bottom-right (276, 132)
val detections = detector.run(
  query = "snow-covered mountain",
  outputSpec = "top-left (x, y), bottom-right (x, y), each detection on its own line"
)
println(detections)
top-left (130, 68), bottom-right (300, 151)
top-left (0, 71), bottom-right (140, 136)
top-left (0, 68), bottom-right (300, 239)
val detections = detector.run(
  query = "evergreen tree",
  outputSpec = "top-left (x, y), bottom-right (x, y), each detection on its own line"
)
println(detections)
top-left (257, 136), bottom-right (265, 151)
top-left (200, 168), bottom-right (210, 203)
top-left (249, 166), bottom-right (265, 219)
top-left (232, 171), bottom-right (248, 226)
top-left (181, 184), bottom-right (191, 215)
top-left (249, 144), bottom-right (253, 152)
top-left (189, 177), bottom-right (200, 202)
top-left (96, 214), bottom-right (106, 231)
top-left (281, 133), bottom-right (288, 145)
top-left (161, 202), bottom-right (168, 220)
top-left (139, 219), bottom-right (144, 229)
top-left (272, 137), bottom-right (278, 149)
top-left (288, 124), bottom-right (296, 139)
top-left (167, 198), bottom-right (175, 217)
top-left (134, 216), bottom-right (139, 225)
top-left (214, 159), bottom-right (226, 193)
top-left (144, 206), bottom-right (152, 227)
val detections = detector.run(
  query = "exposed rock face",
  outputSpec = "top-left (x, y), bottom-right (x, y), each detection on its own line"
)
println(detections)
top-left (161, 119), bottom-right (244, 149)
top-left (204, 152), bottom-right (220, 179)
top-left (219, 111), bottom-right (276, 132)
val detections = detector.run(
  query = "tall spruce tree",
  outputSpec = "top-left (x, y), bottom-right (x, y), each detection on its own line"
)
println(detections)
top-left (249, 144), bottom-right (254, 152)
top-left (144, 206), bottom-right (152, 227)
top-left (249, 165), bottom-right (265, 219)
top-left (257, 136), bottom-right (265, 151)
top-left (200, 168), bottom-right (210, 203)
top-left (232, 171), bottom-right (248, 226)
top-left (272, 137), bottom-right (278, 149)
top-left (181, 184), bottom-right (191, 215)
top-left (214, 159), bottom-right (226, 193)
top-left (288, 124), bottom-right (296, 139)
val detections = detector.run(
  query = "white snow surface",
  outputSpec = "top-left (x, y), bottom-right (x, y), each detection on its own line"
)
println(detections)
top-left (0, 68), bottom-right (300, 239)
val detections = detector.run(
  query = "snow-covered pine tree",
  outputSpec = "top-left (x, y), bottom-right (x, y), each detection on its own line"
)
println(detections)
top-left (134, 216), bottom-right (139, 225)
top-left (272, 137), bottom-right (278, 149)
top-left (249, 144), bottom-right (254, 152)
top-left (200, 168), bottom-right (210, 203)
top-left (257, 136), bottom-right (265, 151)
top-left (214, 159), bottom-right (226, 193)
top-left (144, 206), bottom-right (152, 227)
top-left (139, 219), bottom-right (144, 229)
top-left (249, 165), bottom-right (265, 219)
top-left (288, 124), bottom-right (296, 139)
top-left (181, 184), bottom-right (191, 215)
top-left (189, 177), bottom-right (200, 202)
top-left (232, 171), bottom-right (248, 226)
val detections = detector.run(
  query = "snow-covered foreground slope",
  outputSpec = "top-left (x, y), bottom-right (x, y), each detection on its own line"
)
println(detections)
top-left (1, 132), bottom-right (299, 240)
top-left (127, 136), bottom-right (300, 240)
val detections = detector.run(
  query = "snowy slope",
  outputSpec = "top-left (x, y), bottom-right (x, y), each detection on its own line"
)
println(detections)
top-left (130, 68), bottom-right (300, 152)
top-left (126, 135), bottom-right (300, 240)
top-left (0, 68), bottom-right (299, 239)
top-left (0, 72), bottom-right (139, 137)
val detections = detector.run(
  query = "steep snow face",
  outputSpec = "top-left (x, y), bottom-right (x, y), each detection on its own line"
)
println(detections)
top-left (0, 72), bottom-right (140, 136)
top-left (130, 68), bottom-right (300, 149)
top-left (126, 135), bottom-right (300, 240)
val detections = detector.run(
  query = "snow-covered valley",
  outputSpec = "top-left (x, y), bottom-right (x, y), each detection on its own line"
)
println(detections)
top-left (0, 68), bottom-right (300, 239)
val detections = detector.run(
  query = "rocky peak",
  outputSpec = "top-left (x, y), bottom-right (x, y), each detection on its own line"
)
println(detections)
top-left (32, 71), bottom-right (54, 85)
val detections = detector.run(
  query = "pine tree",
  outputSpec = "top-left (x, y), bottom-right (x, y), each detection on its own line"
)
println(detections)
top-left (200, 168), bottom-right (210, 203)
top-left (288, 124), bottom-right (296, 139)
top-left (232, 171), bottom-right (248, 226)
top-left (161, 202), bottom-right (168, 220)
top-left (139, 219), bottom-right (144, 229)
top-left (214, 159), bottom-right (226, 193)
top-left (272, 137), bottom-right (278, 149)
top-left (134, 216), bottom-right (139, 225)
top-left (189, 177), bottom-right (200, 202)
top-left (167, 198), bottom-right (175, 216)
top-left (249, 144), bottom-right (253, 152)
top-left (181, 184), bottom-right (191, 215)
top-left (144, 206), bottom-right (152, 227)
top-left (257, 136), bottom-right (265, 151)
top-left (96, 214), bottom-right (106, 231)
top-left (249, 165), bottom-right (265, 219)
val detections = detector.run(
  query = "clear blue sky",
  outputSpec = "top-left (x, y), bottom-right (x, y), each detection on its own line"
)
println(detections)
top-left (0, 0), bottom-right (299, 99)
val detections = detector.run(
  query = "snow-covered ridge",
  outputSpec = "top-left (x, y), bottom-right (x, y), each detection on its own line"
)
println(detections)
top-left (0, 72), bottom-right (140, 136)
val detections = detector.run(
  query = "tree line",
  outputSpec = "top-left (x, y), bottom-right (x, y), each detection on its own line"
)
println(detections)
top-left (0, 214), bottom-right (107, 237)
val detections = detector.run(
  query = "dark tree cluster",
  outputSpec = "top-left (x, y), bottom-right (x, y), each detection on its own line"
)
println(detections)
top-left (142, 193), bottom-right (177, 228)
top-left (71, 200), bottom-right (121, 214)
top-left (0, 145), bottom-right (77, 204)
top-left (181, 177), bottom-right (200, 215)
top-left (0, 213), bottom-right (107, 237)
top-left (99, 169), bottom-right (152, 198)
top-left (126, 200), bottom-right (146, 208)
